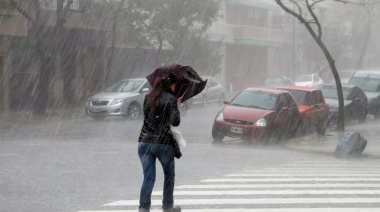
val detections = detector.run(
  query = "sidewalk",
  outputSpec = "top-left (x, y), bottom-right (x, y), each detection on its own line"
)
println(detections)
top-left (284, 118), bottom-right (380, 158)
top-left (0, 107), bottom-right (86, 126)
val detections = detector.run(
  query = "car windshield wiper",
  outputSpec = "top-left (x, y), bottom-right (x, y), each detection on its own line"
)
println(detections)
top-left (231, 103), bottom-right (245, 107)
top-left (249, 105), bottom-right (267, 110)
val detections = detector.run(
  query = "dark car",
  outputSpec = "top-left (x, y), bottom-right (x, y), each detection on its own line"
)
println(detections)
top-left (320, 84), bottom-right (368, 124)
top-left (263, 76), bottom-right (294, 88)
top-left (347, 70), bottom-right (380, 119)
top-left (211, 88), bottom-right (302, 143)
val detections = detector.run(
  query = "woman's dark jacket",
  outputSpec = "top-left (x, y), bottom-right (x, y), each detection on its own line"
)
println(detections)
top-left (138, 90), bottom-right (180, 145)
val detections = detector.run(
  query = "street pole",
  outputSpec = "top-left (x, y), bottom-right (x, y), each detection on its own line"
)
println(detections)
top-left (292, 5), bottom-right (297, 79)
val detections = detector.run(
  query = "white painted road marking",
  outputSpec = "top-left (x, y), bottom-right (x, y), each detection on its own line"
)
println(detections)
top-left (103, 198), bottom-right (380, 206)
top-left (79, 209), bottom-right (380, 212)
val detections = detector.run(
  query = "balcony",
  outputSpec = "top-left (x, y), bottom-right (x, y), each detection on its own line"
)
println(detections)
top-left (0, 10), bottom-right (27, 37)
top-left (233, 25), bottom-right (283, 43)
top-left (206, 22), bottom-right (292, 46)
top-left (205, 22), bottom-right (234, 43)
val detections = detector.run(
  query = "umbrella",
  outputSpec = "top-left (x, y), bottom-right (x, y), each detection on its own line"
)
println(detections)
top-left (146, 64), bottom-right (207, 102)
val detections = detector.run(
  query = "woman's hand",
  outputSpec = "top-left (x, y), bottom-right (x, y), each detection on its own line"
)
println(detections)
top-left (177, 98), bottom-right (182, 108)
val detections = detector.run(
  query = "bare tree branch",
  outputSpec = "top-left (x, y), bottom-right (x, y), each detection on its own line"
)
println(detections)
top-left (275, 0), bottom-right (306, 23)
top-left (306, 0), bottom-right (322, 39)
top-left (8, 0), bottom-right (35, 24)
top-left (289, 0), bottom-right (303, 18)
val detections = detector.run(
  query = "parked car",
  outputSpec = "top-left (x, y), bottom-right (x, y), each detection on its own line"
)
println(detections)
top-left (320, 84), bottom-right (367, 124)
top-left (85, 78), bottom-right (150, 120)
top-left (189, 76), bottom-right (225, 107)
top-left (211, 88), bottom-right (302, 143)
top-left (276, 86), bottom-right (329, 134)
top-left (295, 74), bottom-right (323, 88)
top-left (329, 70), bottom-right (355, 85)
top-left (348, 70), bottom-right (380, 119)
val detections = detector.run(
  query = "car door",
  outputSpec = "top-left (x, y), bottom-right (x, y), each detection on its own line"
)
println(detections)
top-left (314, 90), bottom-right (329, 123)
top-left (274, 94), bottom-right (290, 129)
top-left (305, 91), bottom-right (317, 125)
top-left (285, 93), bottom-right (301, 131)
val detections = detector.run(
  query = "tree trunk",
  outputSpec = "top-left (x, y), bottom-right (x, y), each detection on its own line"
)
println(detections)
top-left (303, 23), bottom-right (345, 131)
top-left (0, 39), bottom-right (11, 111)
top-left (34, 49), bottom-right (54, 115)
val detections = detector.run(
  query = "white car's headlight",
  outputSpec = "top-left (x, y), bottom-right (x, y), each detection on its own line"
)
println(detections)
top-left (254, 118), bottom-right (267, 127)
top-left (110, 99), bottom-right (124, 105)
top-left (216, 112), bottom-right (224, 122)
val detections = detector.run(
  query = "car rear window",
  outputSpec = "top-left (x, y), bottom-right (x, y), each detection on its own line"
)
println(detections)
top-left (282, 89), bottom-right (309, 105)
top-left (320, 86), bottom-right (351, 100)
top-left (230, 91), bottom-right (277, 111)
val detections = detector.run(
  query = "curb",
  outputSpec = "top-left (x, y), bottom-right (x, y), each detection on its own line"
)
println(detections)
top-left (283, 142), bottom-right (380, 160)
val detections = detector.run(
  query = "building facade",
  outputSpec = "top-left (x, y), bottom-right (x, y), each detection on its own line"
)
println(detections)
top-left (205, 0), bottom-right (294, 94)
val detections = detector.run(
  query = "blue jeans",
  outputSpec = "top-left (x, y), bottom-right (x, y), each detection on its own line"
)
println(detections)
top-left (138, 142), bottom-right (175, 210)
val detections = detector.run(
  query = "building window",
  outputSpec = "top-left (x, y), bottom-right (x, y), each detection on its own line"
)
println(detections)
top-left (41, 0), bottom-right (57, 10)
top-left (41, 0), bottom-right (84, 12)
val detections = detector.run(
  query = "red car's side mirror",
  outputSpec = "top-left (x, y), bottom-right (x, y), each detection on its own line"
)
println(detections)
top-left (223, 100), bottom-right (229, 105)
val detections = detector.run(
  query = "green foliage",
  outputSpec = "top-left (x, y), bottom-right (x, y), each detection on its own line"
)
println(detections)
top-left (0, 0), bottom-right (11, 9)
top-left (133, 0), bottom-right (221, 71)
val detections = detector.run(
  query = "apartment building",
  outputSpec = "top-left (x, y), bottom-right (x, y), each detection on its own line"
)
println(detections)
top-left (206, 0), bottom-right (294, 93)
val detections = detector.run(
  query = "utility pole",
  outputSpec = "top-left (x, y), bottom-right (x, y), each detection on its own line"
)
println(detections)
top-left (292, 4), bottom-right (297, 79)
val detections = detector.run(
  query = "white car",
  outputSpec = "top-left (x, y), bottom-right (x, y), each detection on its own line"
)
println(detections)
top-left (85, 78), bottom-right (150, 120)
top-left (295, 74), bottom-right (323, 88)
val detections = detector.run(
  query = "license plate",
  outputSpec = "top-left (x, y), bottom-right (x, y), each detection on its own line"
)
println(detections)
top-left (93, 109), bottom-right (100, 112)
top-left (231, 127), bottom-right (243, 134)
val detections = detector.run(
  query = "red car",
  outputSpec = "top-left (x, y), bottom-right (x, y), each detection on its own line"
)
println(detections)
top-left (212, 88), bottom-right (302, 143)
top-left (276, 86), bottom-right (329, 134)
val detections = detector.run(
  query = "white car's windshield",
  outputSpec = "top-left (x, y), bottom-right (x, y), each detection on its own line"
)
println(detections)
top-left (105, 80), bottom-right (144, 92)
top-left (230, 91), bottom-right (277, 111)
top-left (295, 75), bottom-right (312, 82)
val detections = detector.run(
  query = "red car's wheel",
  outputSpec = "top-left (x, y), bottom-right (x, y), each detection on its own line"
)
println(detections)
top-left (212, 127), bottom-right (224, 142)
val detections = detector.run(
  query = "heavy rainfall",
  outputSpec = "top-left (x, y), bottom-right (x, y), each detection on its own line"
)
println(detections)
top-left (1, 0), bottom-right (380, 211)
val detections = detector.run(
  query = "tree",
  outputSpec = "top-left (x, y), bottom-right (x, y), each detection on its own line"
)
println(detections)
top-left (275, 0), bottom-right (346, 131)
top-left (8, 0), bottom-right (74, 114)
top-left (137, 0), bottom-right (220, 70)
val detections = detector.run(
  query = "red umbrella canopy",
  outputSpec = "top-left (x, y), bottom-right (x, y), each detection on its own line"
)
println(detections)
top-left (146, 64), bottom-right (207, 102)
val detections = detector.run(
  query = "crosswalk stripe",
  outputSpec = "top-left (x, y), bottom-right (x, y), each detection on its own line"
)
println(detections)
top-left (244, 170), bottom-right (380, 173)
top-left (103, 198), bottom-right (380, 206)
top-left (79, 208), bottom-right (380, 212)
top-left (225, 173), bottom-right (380, 177)
top-left (245, 169), bottom-right (380, 173)
top-left (176, 183), bottom-right (380, 189)
top-left (281, 164), bottom-right (380, 167)
top-left (151, 189), bottom-right (380, 195)
top-left (80, 160), bottom-right (380, 211)
top-left (201, 178), bottom-right (380, 182)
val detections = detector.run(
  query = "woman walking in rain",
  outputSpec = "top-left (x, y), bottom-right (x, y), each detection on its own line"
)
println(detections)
top-left (138, 72), bottom-right (182, 212)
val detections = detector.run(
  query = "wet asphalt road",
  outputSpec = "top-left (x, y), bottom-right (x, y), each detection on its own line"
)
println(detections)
top-left (1, 104), bottom-right (380, 212)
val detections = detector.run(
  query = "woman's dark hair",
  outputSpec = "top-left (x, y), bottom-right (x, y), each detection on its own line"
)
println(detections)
top-left (146, 72), bottom-right (177, 113)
